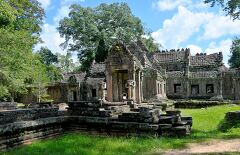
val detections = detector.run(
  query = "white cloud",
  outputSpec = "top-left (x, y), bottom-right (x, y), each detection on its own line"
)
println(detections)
top-left (152, 6), bottom-right (240, 49)
top-left (36, 24), bottom-right (66, 54)
top-left (37, 0), bottom-right (51, 9)
top-left (202, 15), bottom-right (240, 40)
top-left (53, 5), bottom-right (70, 23)
top-left (61, 0), bottom-right (85, 6)
top-left (187, 44), bottom-right (203, 55)
top-left (152, 6), bottom-right (212, 49)
top-left (152, 0), bottom-right (191, 11)
top-left (205, 39), bottom-right (232, 66)
top-left (36, 0), bottom-right (86, 60)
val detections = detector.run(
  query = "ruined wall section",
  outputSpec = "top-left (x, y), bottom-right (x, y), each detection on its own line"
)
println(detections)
top-left (222, 69), bottom-right (240, 100)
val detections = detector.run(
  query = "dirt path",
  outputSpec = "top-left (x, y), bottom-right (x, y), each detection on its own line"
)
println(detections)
top-left (163, 139), bottom-right (240, 155)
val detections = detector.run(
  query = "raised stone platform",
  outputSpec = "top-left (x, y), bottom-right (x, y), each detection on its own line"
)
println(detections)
top-left (0, 101), bottom-right (192, 151)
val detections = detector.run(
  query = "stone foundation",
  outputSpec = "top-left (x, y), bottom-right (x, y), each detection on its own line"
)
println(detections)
top-left (0, 101), bottom-right (192, 151)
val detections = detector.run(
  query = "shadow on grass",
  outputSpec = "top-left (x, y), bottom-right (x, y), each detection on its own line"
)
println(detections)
top-left (218, 119), bottom-right (240, 132)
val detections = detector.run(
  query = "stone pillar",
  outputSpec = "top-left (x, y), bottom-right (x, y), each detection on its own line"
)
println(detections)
top-left (186, 78), bottom-right (190, 98)
top-left (98, 81), bottom-right (106, 101)
top-left (233, 78), bottom-right (236, 100)
top-left (136, 70), bottom-right (141, 104)
top-left (217, 72), bottom-right (223, 100)
top-left (141, 72), bottom-right (144, 101)
top-left (128, 65), bottom-right (136, 102)
top-left (106, 70), bottom-right (113, 102)
top-left (126, 80), bottom-right (135, 101)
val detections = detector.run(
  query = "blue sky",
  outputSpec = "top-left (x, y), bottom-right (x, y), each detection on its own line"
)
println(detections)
top-left (36, 0), bottom-right (240, 66)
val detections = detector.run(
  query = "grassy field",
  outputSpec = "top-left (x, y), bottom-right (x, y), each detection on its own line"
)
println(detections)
top-left (2, 105), bottom-right (240, 155)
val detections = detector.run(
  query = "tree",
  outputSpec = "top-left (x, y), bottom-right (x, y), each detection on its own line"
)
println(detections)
top-left (0, 28), bottom-right (35, 100)
top-left (36, 47), bottom-right (62, 82)
top-left (30, 54), bottom-right (49, 103)
top-left (58, 3), bottom-right (144, 71)
top-left (229, 37), bottom-right (240, 68)
top-left (57, 52), bottom-right (76, 73)
top-left (141, 36), bottom-right (162, 53)
top-left (95, 39), bottom-right (108, 63)
top-left (37, 47), bottom-right (58, 65)
top-left (0, 0), bottom-right (45, 101)
top-left (204, 0), bottom-right (240, 20)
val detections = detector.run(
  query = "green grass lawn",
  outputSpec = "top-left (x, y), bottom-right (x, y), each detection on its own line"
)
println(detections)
top-left (2, 105), bottom-right (240, 155)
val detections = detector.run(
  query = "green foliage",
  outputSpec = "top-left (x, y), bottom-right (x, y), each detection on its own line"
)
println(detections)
top-left (57, 52), bottom-right (76, 73)
top-left (204, 0), bottom-right (240, 20)
top-left (0, 0), bottom-right (18, 27)
top-left (37, 47), bottom-right (58, 65)
top-left (58, 2), bottom-right (144, 71)
top-left (3, 105), bottom-right (240, 155)
top-left (141, 36), bottom-right (161, 52)
top-left (0, 0), bottom-right (44, 38)
top-left (95, 39), bottom-right (108, 63)
top-left (228, 37), bottom-right (240, 68)
top-left (28, 54), bottom-right (49, 103)
top-left (0, 28), bottom-right (35, 99)
top-left (0, 0), bottom-right (45, 101)
top-left (36, 47), bottom-right (62, 82)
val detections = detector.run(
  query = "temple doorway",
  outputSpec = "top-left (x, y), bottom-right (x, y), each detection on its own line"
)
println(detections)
top-left (112, 70), bottom-right (128, 102)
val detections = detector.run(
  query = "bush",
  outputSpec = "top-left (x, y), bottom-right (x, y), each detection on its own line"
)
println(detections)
top-left (174, 100), bottom-right (226, 109)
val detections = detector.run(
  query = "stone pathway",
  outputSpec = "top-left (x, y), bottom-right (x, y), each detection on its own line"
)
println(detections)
top-left (163, 139), bottom-right (240, 155)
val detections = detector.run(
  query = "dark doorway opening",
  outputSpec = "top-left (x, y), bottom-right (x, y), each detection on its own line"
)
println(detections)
top-left (191, 85), bottom-right (199, 95)
top-left (206, 84), bottom-right (214, 94)
top-left (73, 91), bottom-right (77, 101)
top-left (92, 89), bottom-right (97, 98)
top-left (174, 84), bottom-right (181, 93)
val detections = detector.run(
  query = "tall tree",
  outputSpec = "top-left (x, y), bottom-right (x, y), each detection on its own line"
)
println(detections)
top-left (229, 37), bottom-right (240, 68)
top-left (95, 39), bottom-right (108, 63)
top-left (141, 36), bottom-right (162, 53)
top-left (38, 47), bottom-right (58, 65)
top-left (57, 52), bottom-right (76, 73)
top-left (58, 3), bottom-right (144, 71)
top-left (0, 0), bottom-right (45, 100)
top-left (204, 0), bottom-right (240, 20)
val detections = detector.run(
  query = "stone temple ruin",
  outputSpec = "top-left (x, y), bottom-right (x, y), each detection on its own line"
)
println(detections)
top-left (44, 41), bottom-right (240, 103)
top-left (1, 40), bottom-right (240, 150)
top-left (0, 41), bottom-right (195, 150)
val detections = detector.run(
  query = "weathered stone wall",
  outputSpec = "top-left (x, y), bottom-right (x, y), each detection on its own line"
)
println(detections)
top-left (0, 102), bottom-right (17, 111)
top-left (0, 101), bottom-right (192, 151)
top-left (0, 108), bottom-right (66, 150)
top-left (222, 71), bottom-right (240, 100)
top-left (166, 77), bottom-right (219, 99)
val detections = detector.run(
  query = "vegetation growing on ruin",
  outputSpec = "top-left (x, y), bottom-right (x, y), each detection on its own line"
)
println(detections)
top-left (3, 105), bottom-right (240, 155)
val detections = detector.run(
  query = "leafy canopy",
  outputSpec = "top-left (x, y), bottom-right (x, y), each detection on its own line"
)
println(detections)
top-left (58, 3), bottom-right (147, 71)
top-left (204, 0), bottom-right (240, 20)
top-left (228, 37), bottom-right (240, 68)
top-left (38, 47), bottom-right (58, 65)
top-left (0, 0), bottom-right (45, 100)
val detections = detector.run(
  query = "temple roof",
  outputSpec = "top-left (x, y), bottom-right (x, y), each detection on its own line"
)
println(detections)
top-left (152, 49), bottom-right (189, 63)
top-left (190, 71), bottom-right (219, 78)
top-left (128, 41), bottom-right (152, 67)
top-left (190, 52), bottom-right (223, 67)
top-left (62, 72), bottom-right (86, 83)
top-left (166, 71), bottom-right (184, 78)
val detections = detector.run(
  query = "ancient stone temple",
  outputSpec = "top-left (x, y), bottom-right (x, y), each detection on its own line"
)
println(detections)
top-left (105, 42), bottom-right (166, 103)
top-left (20, 41), bottom-right (240, 103)
top-left (61, 41), bottom-right (167, 104)
top-left (40, 41), bottom-right (240, 103)
top-left (150, 49), bottom-right (226, 99)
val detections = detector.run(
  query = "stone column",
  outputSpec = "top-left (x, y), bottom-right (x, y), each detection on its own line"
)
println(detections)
top-left (126, 80), bottom-right (135, 101)
top-left (136, 70), bottom-right (141, 104)
top-left (106, 70), bottom-right (113, 102)
top-left (98, 81), bottom-right (106, 101)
